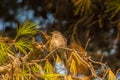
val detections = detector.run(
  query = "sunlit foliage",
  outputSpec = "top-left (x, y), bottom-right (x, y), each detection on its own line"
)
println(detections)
top-left (0, 21), bottom-right (119, 80)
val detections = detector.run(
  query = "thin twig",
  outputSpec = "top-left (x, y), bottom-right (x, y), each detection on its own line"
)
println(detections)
top-left (85, 38), bottom-right (91, 50)
top-left (22, 51), bottom-right (32, 61)
top-left (71, 75), bottom-right (83, 80)
top-left (102, 68), bottom-right (110, 79)
top-left (116, 68), bottom-right (120, 77)
top-left (30, 59), bottom-right (46, 63)
top-left (100, 51), bottom-right (104, 62)
top-left (8, 53), bottom-right (15, 60)
top-left (88, 57), bottom-right (105, 66)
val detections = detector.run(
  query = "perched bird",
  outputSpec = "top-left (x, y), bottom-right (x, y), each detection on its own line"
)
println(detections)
top-left (49, 31), bottom-right (67, 50)
top-left (48, 31), bottom-right (67, 65)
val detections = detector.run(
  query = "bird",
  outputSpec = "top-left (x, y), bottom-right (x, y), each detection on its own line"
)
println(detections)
top-left (48, 31), bottom-right (91, 76)
top-left (48, 31), bottom-right (68, 66)
top-left (49, 31), bottom-right (67, 51)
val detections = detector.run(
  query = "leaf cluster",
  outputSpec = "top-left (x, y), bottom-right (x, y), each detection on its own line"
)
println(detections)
top-left (0, 21), bottom-right (119, 80)
top-left (72, 0), bottom-right (120, 19)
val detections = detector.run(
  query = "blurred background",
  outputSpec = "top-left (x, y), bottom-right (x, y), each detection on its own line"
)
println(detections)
top-left (0, 0), bottom-right (120, 73)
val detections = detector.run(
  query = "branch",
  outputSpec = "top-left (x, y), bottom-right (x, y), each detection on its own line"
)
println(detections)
top-left (0, 53), bottom-right (22, 74)
top-left (0, 64), bottom-right (12, 74)
top-left (88, 57), bottom-right (105, 66)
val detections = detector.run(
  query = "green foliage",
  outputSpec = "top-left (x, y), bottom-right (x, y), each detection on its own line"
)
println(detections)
top-left (108, 69), bottom-right (116, 80)
top-left (72, 0), bottom-right (92, 16)
top-left (70, 60), bottom-right (77, 75)
top-left (31, 65), bottom-right (40, 73)
top-left (42, 73), bottom-right (64, 80)
top-left (44, 60), bottom-right (54, 74)
top-left (0, 42), bottom-right (13, 64)
top-left (15, 39), bottom-right (33, 54)
top-left (16, 20), bottom-right (40, 37)
top-left (105, 0), bottom-right (120, 19)
top-left (72, 0), bottom-right (120, 20)
top-left (17, 69), bottom-right (29, 80)
top-left (0, 21), bottom-right (39, 64)
top-left (0, 20), bottom-right (119, 80)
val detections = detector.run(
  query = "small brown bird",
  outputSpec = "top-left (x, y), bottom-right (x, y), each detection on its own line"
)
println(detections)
top-left (48, 31), bottom-right (67, 65)
top-left (49, 31), bottom-right (67, 50)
